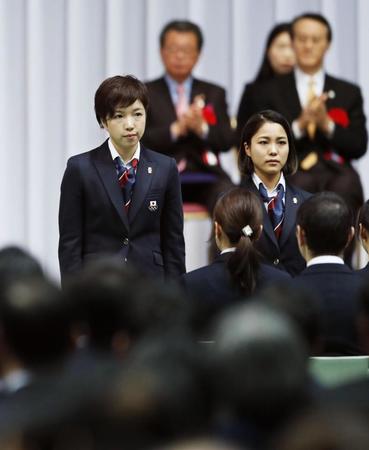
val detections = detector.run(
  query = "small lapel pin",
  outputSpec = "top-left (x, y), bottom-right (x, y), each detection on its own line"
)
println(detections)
top-left (148, 167), bottom-right (152, 174)
top-left (148, 200), bottom-right (158, 212)
top-left (293, 197), bottom-right (298, 204)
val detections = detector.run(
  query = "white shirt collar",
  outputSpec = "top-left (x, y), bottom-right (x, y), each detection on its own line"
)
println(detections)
top-left (108, 139), bottom-right (141, 166)
top-left (307, 255), bottom-right (345, 267)
top-left (220, 247), bottom-right (236, 255)
top-left (252, 172), bottom-right (286, 199)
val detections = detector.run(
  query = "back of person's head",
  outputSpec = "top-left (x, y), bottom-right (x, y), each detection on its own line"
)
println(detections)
top-left (66, 258), bottom-right (192, 354)
top-left (296, 191), bottom-right (353, 256)
top-left (213, 188), bottom-right (263, 296)
top-left (291, 12), bottom-right (332, 42)
top-left (0, 246), bottom-right (43, 285)
top-left (94, 74), bottom-right (149, 127)
top-left (160, 20), bottom-right (204, 51)
top-left (209, 302), bottom-right (308, 427)
top-left (255, 22), bottom-right (292, 82)
top-left (259, 284), bottom-right (322, 355)
top-left (238, 109), bottom-right (298, 176)
top-left (0, 276), bottom-right (71, 368)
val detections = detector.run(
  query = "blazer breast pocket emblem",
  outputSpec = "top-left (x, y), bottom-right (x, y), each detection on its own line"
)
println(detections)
top-left (148, 200), bottom-right (158, 212)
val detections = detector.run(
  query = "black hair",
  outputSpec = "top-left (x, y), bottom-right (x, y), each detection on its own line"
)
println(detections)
top-left (296, 191), bottom-right (353, 256)
top-left (291, 12), bottom-right (332, 42)
top-left (94, 75), bottom-right (149, 127)
top-left (159, 20), bottom-right (204, 51)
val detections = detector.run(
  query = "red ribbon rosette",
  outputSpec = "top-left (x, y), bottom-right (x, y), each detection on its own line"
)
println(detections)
top-left (328, 108), bottom-right (350, 128)
top-left (202, 104), bottom-right (217, 125)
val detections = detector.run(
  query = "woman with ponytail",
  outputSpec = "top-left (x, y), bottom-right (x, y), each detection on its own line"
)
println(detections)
top-left (183, 187), bottom-right (290, 307)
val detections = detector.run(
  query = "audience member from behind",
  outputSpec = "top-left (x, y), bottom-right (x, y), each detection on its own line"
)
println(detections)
top-left (0, 246), bottom-right (43, 285)
top-left (237, 23), bottom-right (295, 140)
top-left (183, 188), bottom-right (290, 312)
top-left (294, 191), bottom-right (363, 355)
top-left (65, 258), bottom-right (193, 362)
top-left (142, 20), bottom-right (234, 212)
top-left (0, 276), bottom-right (71, 394)
top-left (208, 302), bottom-right (309, 449)
top-left (260, 283), bottom-right (322, 356)
top-left (239, 109), bottom-right (310, 276)
top-left (357, 199), bottom-right (369, 276)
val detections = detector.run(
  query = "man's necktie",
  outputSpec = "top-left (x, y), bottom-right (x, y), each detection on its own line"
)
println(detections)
top-left (306, 78), bottom-right (317, 139)
top-left (259, 183), bottom-right (285, 239)
top-left (114, 157), bottom-right (138, 211)
top-left (176, 83), bottom-right (188, 118)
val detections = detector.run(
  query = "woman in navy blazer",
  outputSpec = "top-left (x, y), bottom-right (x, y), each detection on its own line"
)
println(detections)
top-left (183, 187), bottom-right (290, 309)
top-left (58, 76), bottom-right (185, 282)
top-left (239, 110), bottom-right (311, 276)
top-left (358, 200), bottom-right (369, 276)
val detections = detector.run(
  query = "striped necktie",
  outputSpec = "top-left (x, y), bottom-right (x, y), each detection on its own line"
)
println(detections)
top-left (114, 157), bottom-right (138, 211)
top-left (259, 183), bottom-right (285, 239)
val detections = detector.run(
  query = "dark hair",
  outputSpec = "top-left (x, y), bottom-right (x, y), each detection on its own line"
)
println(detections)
top-left (94, 75), bottom-right (149, 127)
top-left (238, 109), bottom-right (298, 176)
top-left (213, 188), bottom-right (262, 296)
top-left (291, 12), bottom-right (332, 42)
top-left (159, 20), bottom-right (204, 51)
top-left (0, 246), bottom-right (43, 285)
top-left (296, 191), bottom-right (352, 256)
top-left (255, 23), bottom-right (292, 82)
top-left (0, 277), bottom-right (71, 367)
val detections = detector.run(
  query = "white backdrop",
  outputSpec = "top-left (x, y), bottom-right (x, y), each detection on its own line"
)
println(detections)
top-left (1, 0), bottom-right (368, 279)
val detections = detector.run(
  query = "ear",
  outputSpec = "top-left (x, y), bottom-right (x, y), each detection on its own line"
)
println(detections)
top-left (359, 223), bottom-right (368, 242)
top-left (214, 221), bottom-right (222, 240)
top-left (296, 225), bottom-right (306, 247)
top-left (101, 119), bottom-right (108, 130)
top-left (244, 142), bottom-right (251, 157)
top-left (345, 226), bottom-right (355, 248)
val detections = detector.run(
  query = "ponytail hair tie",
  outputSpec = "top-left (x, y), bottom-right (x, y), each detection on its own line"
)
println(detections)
top-left (242, 225), bottom-right (253, 237)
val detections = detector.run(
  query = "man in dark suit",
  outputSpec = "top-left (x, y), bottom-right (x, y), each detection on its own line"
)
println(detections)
top-left (240, 13), bottom-right (367, 244)
top-left (142, 20), bottom-right (235, 212)
top-left (58, 75), bottom-right (185, 282)
top-left (294, 192), bottom-right (363, 355)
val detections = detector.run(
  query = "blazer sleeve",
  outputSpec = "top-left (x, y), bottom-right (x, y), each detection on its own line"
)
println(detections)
top-left (58, 157), bottom-right (84, 279)
top-left (160, 158), bottom-right (186, 277)
top-left (329, 84), bottom-right (368, 160)
top-left (203, 85), bottom-right (236, 153)
top-left (236, 83), bottom-right (259, 143)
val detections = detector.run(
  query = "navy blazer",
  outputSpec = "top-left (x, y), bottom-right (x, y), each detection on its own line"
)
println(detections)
top-left (142, 76), bottom-right (234, 174)
top-left (241, 177), bottom-right (311, 276)
top-left (238, 72), bottom-right (367, 165)
top-left (58, 141), bottom-right (185, 280)
top-left (294, 263), bottom-right (364, 355)
top-left (357, 262), bottom-right (369, 278)
top-left (182, 253), bottom-right (291, 306)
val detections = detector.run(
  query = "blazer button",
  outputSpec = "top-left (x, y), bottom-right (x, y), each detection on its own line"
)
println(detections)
top-left (124, 257), bottom-right (128, 263)
top-left (273, 258), bottom-right (280, 266)
top-left (123, 238), bottom-right (129, 246)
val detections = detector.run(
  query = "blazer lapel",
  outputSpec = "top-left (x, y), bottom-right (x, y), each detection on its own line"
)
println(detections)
top-left (243, 178), bottom-right (279, 249)
top-left (92, 141), bottom-right (129, 232)
top-left (129, 147), bottom-right (156, 224)
top-left (279, 184), bottom-right (299, 248)
top-left (159, 77), bottom-right (178, 120)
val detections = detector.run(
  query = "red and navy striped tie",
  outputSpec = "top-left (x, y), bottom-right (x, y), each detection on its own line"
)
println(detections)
top-left (114, 157), bottom-right (138, 211)
top-left (259, 183), bottom-right (285, 239)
